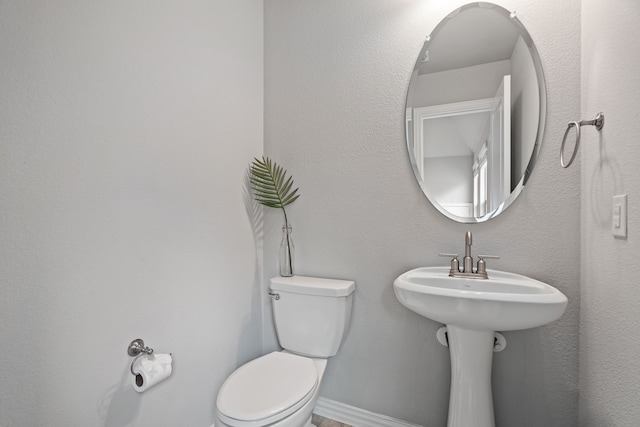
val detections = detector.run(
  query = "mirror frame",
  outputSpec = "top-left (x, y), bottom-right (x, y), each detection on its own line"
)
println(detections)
top-left (405, 2), bottom-right (547, 223)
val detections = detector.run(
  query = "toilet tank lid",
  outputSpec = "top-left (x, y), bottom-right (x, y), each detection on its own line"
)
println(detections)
top-left (270, 275), bottom-right (355, 297)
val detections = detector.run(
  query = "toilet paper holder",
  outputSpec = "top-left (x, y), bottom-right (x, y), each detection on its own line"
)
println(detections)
top-left (127, 338), bottom-right (154, 375)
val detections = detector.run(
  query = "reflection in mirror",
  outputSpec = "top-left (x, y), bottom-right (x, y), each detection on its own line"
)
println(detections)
top-left (405, 3), bottom-right (546, 223)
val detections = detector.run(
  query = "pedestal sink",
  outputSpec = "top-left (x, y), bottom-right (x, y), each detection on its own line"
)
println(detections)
top-left (393, 266), bottom-right (568, 427)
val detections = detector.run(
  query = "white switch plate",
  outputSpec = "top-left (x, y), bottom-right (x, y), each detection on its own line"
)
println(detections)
top-left (612, 194), bottom-right (627, 238)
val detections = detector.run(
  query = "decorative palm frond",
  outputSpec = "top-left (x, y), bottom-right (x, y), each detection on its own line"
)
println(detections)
top-left (249, 156), bottom-right (300, 215)
top-left (249, 156), bottom-right (299, 277)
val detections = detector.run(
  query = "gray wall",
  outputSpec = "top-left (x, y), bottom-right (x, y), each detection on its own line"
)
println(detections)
top-left (265, 1), bottom-right (580, 426)
top-left (579, 0), bottom-right (640, 425)
top-left (0, 1), bottom-right (263, 425)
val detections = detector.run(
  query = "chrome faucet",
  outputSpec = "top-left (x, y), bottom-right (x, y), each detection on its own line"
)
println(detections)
top-left (463, 231), bottom-right (473, 274)
top-left (439, 231), bottom-right (499, 279)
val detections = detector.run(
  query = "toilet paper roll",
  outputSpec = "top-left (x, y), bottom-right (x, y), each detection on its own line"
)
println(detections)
top-left (131, 353), bottom-right (172, 393)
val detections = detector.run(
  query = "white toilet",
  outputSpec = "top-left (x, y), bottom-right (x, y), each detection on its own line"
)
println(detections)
top-left (214, 275), bottom-right (355, 427)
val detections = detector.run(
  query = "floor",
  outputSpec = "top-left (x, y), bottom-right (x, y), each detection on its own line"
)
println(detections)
top-left (311, 414), bottom-right (352, 427)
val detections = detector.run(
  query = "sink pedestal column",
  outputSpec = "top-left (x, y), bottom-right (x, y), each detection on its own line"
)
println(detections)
top-left (446, 325), bottom-right (495, 427)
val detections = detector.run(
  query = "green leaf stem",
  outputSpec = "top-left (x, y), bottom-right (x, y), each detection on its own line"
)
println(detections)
top-left (249, 156), bottom-right (300, 220)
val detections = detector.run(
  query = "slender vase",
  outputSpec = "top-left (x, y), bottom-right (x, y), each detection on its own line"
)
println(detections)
top-left (280, 221), bottom-right (294, 277)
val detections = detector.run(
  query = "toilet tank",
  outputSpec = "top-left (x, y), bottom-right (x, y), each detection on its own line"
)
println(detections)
top-left (270, 276), bottom-right (355, 358)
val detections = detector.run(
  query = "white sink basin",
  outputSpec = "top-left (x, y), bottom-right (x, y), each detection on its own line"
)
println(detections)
top-left (393, 266), bottom-right (568, 331)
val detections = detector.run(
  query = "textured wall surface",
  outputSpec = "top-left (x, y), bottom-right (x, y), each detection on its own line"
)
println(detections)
top-left (579, 1), bottom-right (640, 425)
top-left (265, 1), bottom-right (581, 425)
top-left (0, 1), bottom-right (263, 425)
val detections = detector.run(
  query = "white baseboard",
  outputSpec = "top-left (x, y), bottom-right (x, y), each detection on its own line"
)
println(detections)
top-left (313, 397), bottom-right (424, 427)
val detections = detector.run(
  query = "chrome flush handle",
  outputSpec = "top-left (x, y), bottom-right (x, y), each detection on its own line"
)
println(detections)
top-left (268, 291), bottom-right (280, 300)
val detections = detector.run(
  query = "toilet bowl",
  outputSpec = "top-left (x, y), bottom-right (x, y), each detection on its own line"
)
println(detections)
top-left (214, 276), bottom-right (355, 427)
top-left (215, 351), bottom-right (327, 427)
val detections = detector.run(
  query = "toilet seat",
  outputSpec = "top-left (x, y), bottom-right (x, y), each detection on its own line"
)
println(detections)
top-left (216, 352), bottom-right (318, 426)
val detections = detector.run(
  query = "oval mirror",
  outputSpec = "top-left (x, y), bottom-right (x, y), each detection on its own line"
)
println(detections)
top-left (405, 2), bottom-right (546, 223)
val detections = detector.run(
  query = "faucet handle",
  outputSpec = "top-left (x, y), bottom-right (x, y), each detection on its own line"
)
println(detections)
top-left (439, 253), bottom-right (460, 275)
top-left (476, 255), bottom-right (500, 275)
top-left (439, 253), bottom-right (459, 258)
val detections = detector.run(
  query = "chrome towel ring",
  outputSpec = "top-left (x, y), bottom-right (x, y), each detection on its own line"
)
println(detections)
top-left (560, 112), bottom-right (604, 168)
